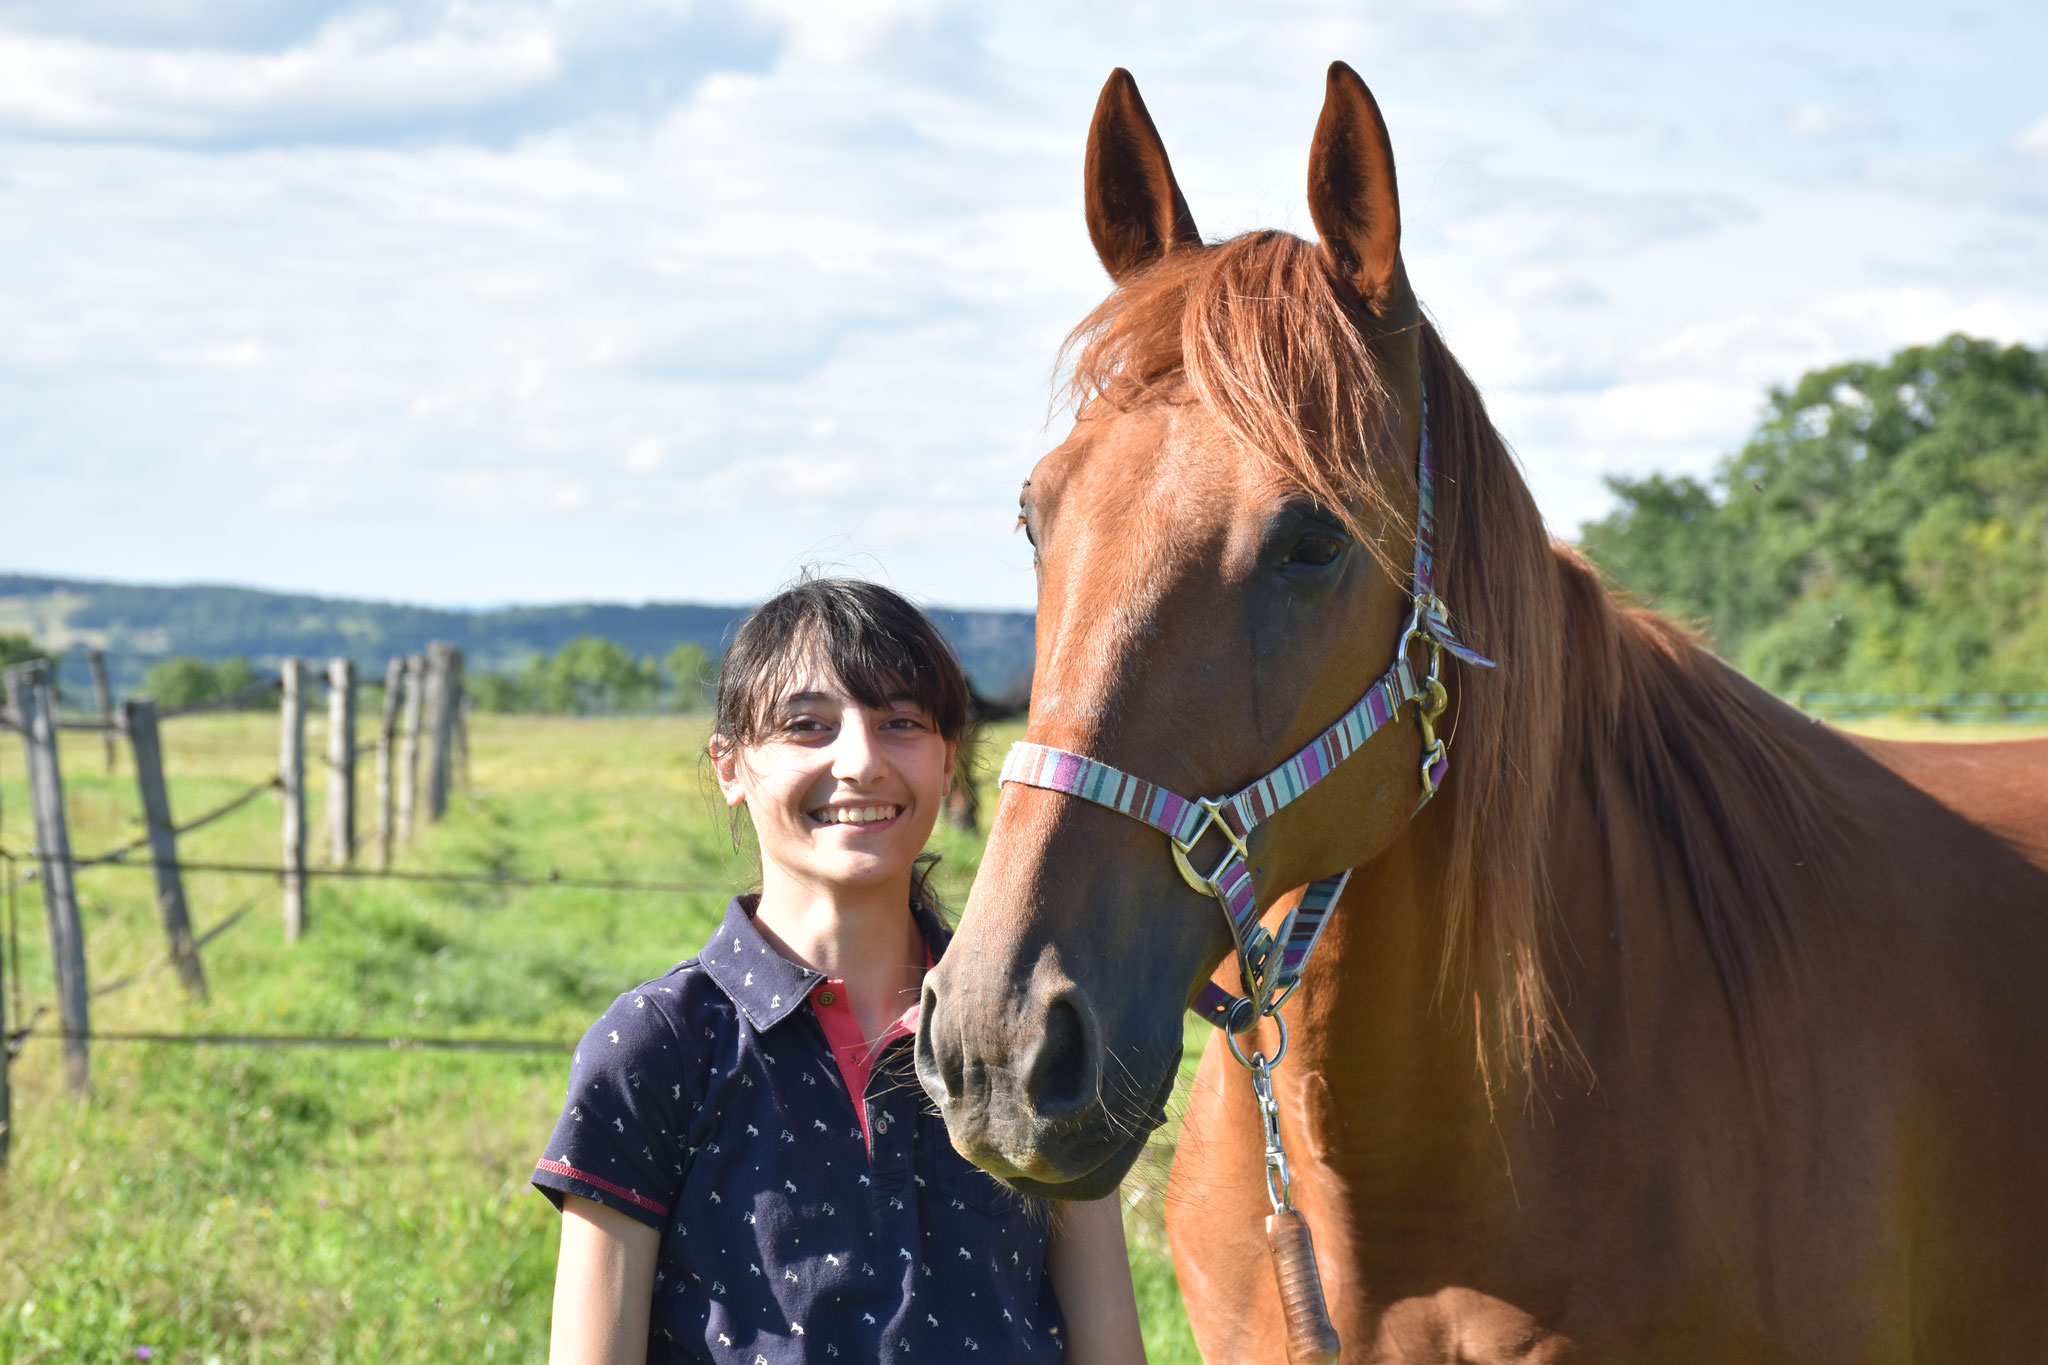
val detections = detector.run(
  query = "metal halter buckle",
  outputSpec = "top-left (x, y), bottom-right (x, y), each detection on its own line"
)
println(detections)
top-left (1169, 795), bottom-right (1250, 899)
top-left (1404, 595), bottom-right (1453, 810)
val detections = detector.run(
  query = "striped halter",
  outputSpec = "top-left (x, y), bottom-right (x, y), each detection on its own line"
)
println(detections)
top-left (998, 397), bottom-right (1494, 1032)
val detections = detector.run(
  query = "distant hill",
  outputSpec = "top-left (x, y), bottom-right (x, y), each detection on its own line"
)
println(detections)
top-left (0, 574), bottom-right (1037, 705)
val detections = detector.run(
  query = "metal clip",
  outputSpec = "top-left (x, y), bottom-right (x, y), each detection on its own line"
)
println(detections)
top-left (1250, 1054), bottom-right (1293, 1215)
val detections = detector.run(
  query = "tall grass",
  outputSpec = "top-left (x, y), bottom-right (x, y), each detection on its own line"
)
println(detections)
top-left (0, 714), bottom-right (1202, 1362)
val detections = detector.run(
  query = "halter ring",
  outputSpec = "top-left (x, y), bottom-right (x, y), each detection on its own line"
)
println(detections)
top-left (1227, 1010), bottom-right (1289, 1071)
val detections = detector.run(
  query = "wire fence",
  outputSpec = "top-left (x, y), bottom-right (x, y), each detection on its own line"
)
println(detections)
top-left (10, 1026), bottom-right (569, 1054)
top-left (0, 642), bottom-right (651, 1165)
top-left (6, 846), bottom-right (732, 896)
top-left (1789, 691), bottom-right (2048, 721)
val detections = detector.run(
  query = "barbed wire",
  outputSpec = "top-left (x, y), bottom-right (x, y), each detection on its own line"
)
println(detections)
top-left (0, 844), bottom-right (732, 896)
top-left (67, 776), bottom-right (283, 870)
top-left (8, 1021), bottom-right (569, 1054)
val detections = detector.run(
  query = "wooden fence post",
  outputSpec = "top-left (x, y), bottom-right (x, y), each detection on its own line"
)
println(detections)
top-left (375, 656), bottom-right (403, 869)
top-left (0, 880), bottom-right (10, 1167)
top-left (279, 659), bottom-right (307, 943)
top-left (424, 642), bottom-right (462, 823)
top-left (455, 688), bottom-right (471, 796)
top-left (398, 654), bottom-right (425, 845)
top-left (326, 657), bottom-right (357, 866)
top-left (87, 647), bottom-right (115, 775)
top-left (6, 661), bottom-right (90, 1094)
top-left (123, 698), bottom-right (208, 999)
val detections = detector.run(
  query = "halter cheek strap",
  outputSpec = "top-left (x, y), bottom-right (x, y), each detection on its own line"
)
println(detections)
top-left (997, 393), bottom-right (1494, 1030)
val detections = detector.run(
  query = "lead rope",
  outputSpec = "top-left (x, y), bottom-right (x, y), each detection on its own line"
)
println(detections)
top-left (998, 394), bottom-right (1493, 1364)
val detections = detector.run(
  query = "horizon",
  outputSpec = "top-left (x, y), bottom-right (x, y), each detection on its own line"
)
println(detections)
top-left (0, 566), bottom-right (1027, 619)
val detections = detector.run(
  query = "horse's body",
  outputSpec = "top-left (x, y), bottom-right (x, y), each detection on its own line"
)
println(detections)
top-left (915, 64), bottom-right (2048, 1362)
top-left (1172, 663), bottom-right (2048, 1363)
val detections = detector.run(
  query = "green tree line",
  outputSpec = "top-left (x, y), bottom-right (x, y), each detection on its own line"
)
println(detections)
top-left (1580, 334), bottom-right (2048, 696)
top-left (102, 638), bottom-right (713, 715)
top-left (469, 638), bottom-right (715, 715)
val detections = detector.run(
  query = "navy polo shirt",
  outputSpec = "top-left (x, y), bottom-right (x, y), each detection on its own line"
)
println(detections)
top-left (533, 896), bottom-right (1066, 1364)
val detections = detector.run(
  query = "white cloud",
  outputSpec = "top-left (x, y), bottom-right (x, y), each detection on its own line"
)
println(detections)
top-left (625, 435), bottom-right (665, 473)
top-left (2015, 114), bottom-right (2048, 156)
top-left (0, 12), bottom-right (559, 138)
top-left (1784, 100), bottom-right (1880, 142)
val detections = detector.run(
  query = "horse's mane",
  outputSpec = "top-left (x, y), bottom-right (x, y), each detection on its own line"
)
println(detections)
top-left (1063, 230), bottom-right (1840, 1077)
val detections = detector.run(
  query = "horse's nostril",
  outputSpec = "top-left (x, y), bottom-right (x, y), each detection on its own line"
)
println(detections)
top-left (920, 980), bottom-right (966, 1102)
top-left (1027, 994), bottom-right (1098, 1118)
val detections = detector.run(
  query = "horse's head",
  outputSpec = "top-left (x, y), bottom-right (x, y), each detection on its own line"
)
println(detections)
top-left (915, 63), bottom-right (1513, 1198)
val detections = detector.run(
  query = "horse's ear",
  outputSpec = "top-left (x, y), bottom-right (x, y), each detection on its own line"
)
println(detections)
top-left (1084, 68), bottom-right (1201, 283)
top-left (1307, 61), bottom-right (1402, 311)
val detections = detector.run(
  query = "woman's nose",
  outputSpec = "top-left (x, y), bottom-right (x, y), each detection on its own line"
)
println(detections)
top-left (829, 718), bottom-right (885, 780)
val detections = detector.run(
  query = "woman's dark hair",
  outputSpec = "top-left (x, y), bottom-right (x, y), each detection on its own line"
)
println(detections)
top-left (711, 578), bottom-right (973, 910)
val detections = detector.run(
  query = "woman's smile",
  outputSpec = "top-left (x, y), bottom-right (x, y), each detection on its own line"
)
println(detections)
top-left (808, 802), bottom-right (905, 828)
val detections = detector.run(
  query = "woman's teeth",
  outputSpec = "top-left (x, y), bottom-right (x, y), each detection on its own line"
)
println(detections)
top-left (812, 805), bottom-right (900, 825)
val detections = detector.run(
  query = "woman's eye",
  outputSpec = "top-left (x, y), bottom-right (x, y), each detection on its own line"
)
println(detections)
top-left (1281, 532), bottom-right (1345, 568)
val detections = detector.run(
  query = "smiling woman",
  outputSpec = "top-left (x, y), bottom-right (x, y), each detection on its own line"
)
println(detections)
top-left (532, 578), bottom-right (1146, 1365)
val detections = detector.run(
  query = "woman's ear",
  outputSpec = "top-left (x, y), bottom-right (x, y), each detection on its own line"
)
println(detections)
top-left (709, 735), bottom-right (748, 808)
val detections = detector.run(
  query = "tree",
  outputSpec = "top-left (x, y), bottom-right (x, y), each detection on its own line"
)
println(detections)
top-left (142, 655), bottom-right (224, 709)
top-left (1581, 335), bottom-right (2048, 695)
top-left (0, 633), bottom-right (47, 703)
top-left (137, 654), bottom-right (268, 709)
top-left (532, 636), bottom-right (661, 714)
top-left (470, 671), bottom-right (535, 714)
top-left (665, 642), bottom-right (715, 713)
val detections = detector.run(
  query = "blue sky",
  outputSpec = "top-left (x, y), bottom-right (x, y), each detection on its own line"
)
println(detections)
top-left (4, 0), bottom-right (2045, 610)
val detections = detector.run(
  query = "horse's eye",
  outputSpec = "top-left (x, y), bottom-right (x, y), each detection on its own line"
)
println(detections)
top-left (1281, 532), bottom-right (1344, 568)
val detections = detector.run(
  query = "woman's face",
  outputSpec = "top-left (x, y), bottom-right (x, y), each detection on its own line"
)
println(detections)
top-left (713, 664), bottom-right (956, 898)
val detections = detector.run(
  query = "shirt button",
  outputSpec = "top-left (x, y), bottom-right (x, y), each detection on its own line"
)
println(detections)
top-left (817, 989), bottom-right (836, 1006)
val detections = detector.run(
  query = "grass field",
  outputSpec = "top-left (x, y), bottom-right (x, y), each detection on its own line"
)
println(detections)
top-left (2, 709), bottom-right (2040, 1361)
top-left (0, 713), bottom-right (1205, 1363)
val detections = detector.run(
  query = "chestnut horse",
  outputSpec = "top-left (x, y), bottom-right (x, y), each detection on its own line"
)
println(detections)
top-left (915, 62), bottom-right (2048, 1363)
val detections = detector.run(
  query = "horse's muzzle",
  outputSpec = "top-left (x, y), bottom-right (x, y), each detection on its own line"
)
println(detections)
top-left (915, 969), bottom-right (1165, 1199)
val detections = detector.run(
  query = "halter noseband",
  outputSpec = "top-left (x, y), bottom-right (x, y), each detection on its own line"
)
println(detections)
top-left (998, 393), bottom-right (1495, 1032)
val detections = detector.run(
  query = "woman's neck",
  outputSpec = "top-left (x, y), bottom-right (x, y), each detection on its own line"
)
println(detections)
top-left (753, 867), bottom-right (926, 1042)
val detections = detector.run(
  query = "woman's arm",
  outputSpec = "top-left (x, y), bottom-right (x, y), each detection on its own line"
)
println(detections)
top-left (550, 1194), bottom-right (661, 1365)
top-left (1045, 1192), bottom-right (1148, 1364)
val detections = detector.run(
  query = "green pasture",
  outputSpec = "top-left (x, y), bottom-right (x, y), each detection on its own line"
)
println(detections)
top-left (2, 710), bottom-right (2039, 1362)
top-left (0, 713), bottom-right (1205, 1363)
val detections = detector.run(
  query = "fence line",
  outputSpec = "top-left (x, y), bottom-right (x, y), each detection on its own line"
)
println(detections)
top-left (68, 775), bottom-right (281, 871)
top-left (89, 899), bottom-right (254, 1002)
top-left (4, 847), bottom-right (729, 895)
top-left (10, 1025), bottom-right (569, 1054)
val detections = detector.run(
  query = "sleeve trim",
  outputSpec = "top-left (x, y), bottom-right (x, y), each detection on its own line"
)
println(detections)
top-left (535, 1158), bottom-right (672, 1218)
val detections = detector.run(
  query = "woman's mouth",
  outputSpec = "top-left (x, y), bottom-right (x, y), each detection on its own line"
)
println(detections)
top-left (808, 803), bottom-right (903, 827)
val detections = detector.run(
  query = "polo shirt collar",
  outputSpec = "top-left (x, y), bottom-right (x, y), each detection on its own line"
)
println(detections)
top-left (701, 894), bottom-right (953, 1032)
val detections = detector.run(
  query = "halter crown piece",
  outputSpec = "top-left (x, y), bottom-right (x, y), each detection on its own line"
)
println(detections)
top-left (998, 391), bottom-right (1495, 1033)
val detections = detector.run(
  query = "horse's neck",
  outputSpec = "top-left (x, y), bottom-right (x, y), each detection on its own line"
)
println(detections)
top-left (1292, 735), bottom-right (1754, 1231)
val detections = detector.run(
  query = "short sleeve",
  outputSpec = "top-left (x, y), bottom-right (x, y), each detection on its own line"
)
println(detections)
top-left (532, 986), bottom-right (691, 1229)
